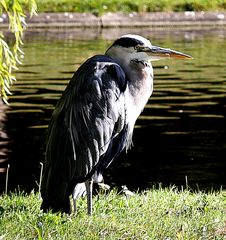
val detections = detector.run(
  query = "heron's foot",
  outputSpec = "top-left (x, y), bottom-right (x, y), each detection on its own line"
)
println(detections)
top-left (98, 182), bottom-right (110, 191)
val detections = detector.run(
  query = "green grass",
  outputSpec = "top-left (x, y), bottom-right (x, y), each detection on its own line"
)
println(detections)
top-left (35, 0), bottom-right (226, 15)
top-left (1, 187), bottom-right (226, 239)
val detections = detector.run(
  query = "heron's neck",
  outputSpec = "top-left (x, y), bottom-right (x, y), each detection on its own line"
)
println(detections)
top-left (125, 60), bottom-right (154, 118)
top-left (127, 59), bottom-right (153, 95)
top-left (106, 50), bottom-right (154, 121)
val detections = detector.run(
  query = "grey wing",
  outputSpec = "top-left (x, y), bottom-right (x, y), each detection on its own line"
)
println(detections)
top-left (41, 55), bottom-right (130, 206)
top-left (68, 57), bottom-right (130, 181)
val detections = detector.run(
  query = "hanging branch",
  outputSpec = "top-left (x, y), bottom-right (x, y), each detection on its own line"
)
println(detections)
top-left (0, 0), bottom-right (37, 104)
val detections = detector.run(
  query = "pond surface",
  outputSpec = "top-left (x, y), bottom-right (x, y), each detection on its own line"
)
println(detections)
top-left (0, 27), bottom-right (225, 192)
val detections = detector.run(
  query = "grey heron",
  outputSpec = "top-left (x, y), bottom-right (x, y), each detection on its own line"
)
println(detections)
top-left (41, 34), bottom-right (192, 215)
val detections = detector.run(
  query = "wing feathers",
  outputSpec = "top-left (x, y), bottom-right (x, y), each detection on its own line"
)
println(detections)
top-left (41, 55), bottom-right (130, 209)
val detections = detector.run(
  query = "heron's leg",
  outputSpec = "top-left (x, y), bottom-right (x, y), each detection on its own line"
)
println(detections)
top-left (85, 179), bottom-right (93, 215)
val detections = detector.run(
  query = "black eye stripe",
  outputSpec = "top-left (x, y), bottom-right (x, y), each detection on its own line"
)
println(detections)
top-left (113, 37), bottom-right (144, 48)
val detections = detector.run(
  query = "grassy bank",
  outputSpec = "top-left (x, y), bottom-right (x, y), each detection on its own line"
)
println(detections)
top-left (1, 187), bottom-right (226, 239)
top-left (35, 0), bottom-right (226, 15)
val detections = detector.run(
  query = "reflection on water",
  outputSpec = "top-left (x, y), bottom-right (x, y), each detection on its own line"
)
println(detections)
top-left (0, 28), bottom-right (225, 192)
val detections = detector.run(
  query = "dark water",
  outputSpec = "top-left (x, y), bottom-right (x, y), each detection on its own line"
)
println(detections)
top-left (0, 27), bottom-right (226, 192)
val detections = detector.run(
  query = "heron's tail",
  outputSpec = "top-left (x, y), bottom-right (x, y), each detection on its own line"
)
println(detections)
top-left (40, 179), bottom-right (72, 214)
top-left (41, 196), bottom-right (71, 214)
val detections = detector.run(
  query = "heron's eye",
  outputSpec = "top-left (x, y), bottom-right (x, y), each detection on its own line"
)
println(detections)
top-left (134, 45), bottom-right (141, 51)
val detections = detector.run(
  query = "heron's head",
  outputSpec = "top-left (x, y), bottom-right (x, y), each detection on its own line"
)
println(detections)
top-left (106, 34), bottom-right (192, 67)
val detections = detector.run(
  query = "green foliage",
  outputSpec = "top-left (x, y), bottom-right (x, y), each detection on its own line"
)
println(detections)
top-left (36, 0), bottom-right (226, 14)
top-left (0, 187), bottom-right (226, 239)
top-left (0, 0), bottom-right (37, 103)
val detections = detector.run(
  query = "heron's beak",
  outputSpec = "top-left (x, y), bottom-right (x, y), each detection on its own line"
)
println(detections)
top-left (140, 46), bottom-right (193, 61)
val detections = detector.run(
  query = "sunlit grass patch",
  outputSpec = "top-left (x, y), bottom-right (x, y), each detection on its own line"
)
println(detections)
top-left (0, 187), bottom-right (226, 239)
